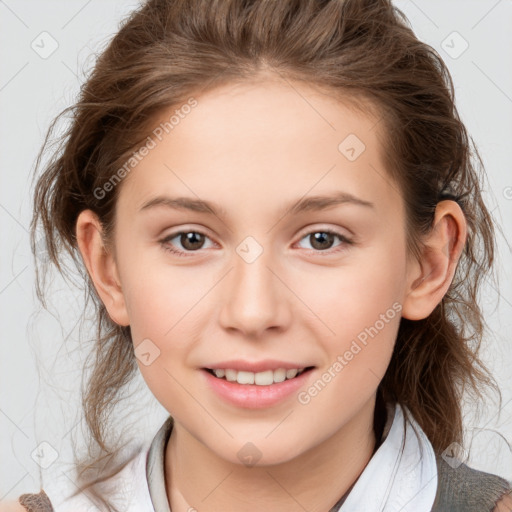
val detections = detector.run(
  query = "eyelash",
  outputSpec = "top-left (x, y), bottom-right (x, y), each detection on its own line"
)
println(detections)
top-left (159, 228), bottom-right (354, 258)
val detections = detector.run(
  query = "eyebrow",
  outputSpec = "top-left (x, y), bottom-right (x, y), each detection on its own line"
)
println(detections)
top-left (138, 191), bottom-right (375, 218)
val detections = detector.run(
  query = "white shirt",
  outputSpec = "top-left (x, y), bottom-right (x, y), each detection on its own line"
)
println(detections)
top-left (43, 403), bottom-right (438, 512)
top-left (339, 403), bottom-right (438, 511)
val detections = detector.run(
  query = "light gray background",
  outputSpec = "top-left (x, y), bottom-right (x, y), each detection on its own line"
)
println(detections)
top-left (1, 0), bottom-right (511, 501)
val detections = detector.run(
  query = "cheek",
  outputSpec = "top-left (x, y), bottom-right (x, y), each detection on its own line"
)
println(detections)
top-left (295, 246), bottom-right (404, 331)
top-left (122, 263), bottom-right (206, 411)
top-left (125, 272), bottom-right (203, 348)
top-left (117, 239), bottom-right (203, 335)
top-left (291, 242), bottom-right (404, 376)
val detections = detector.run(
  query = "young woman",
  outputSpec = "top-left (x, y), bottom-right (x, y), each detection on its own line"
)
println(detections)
top-left (4, 0), bottom-right (512, 510)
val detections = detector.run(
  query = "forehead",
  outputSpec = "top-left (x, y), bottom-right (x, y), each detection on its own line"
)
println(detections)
top-left (155, 78), bottom-right (381, 159)
top-left (117, 78), bottom-right (402, 223)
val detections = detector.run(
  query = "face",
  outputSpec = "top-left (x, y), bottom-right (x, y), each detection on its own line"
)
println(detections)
top-left (104, 77), bottom-right (413, 465)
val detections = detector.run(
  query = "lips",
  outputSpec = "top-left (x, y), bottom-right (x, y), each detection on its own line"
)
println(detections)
top-left (201, 365), bottom-right (316, 409)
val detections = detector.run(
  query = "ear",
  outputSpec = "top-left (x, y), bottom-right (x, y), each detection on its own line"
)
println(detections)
top-left (402, 200), bottom-right (467, 321)
top-left (75, 209), bottom-right (130, 326)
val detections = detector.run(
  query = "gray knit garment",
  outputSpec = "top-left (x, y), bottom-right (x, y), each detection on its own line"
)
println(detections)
top-left (430, 454), bottom-right (511, 512)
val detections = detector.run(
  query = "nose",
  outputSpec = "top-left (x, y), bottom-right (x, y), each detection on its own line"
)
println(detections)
top-left (218, 243), bottom-right (292, 338)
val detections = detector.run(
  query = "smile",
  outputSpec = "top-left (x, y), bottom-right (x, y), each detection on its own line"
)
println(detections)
top-left (201, 367), bottom-right (316, 409)
top-left (205, 367), bottom-right (313, 385)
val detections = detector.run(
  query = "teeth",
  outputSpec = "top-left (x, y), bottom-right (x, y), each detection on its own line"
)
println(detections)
top-left (286, 369), bottom-right (298, 379)
top-left (211, 367), bottom-right (307, 385)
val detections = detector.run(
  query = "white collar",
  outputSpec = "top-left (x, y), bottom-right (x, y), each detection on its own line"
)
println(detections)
top-left (43, 402), bottom-right (438, 511)
top-left (146, 403), bottom-right (438, 512)
top-left (335, 403), bottom-right (438, 511)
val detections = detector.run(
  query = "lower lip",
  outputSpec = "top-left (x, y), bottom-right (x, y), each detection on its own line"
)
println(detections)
top-left (201, 368), bottom-right (315, 409)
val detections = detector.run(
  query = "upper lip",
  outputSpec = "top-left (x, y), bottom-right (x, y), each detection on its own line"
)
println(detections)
top-left (203, 359), bottom-right (315, 373)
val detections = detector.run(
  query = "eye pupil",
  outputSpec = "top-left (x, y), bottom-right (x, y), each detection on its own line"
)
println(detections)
top-left (181, 232), bottom-right (204, 250)
top-left (310, 232), bottom-right (334, 250)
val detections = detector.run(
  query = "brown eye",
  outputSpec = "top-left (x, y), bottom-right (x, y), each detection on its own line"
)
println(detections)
top-left (179, 232), bottom-right (206, 250)
top-left (296, 229), bottom-right (353, 253)
top-left (309, 232), bottom-right (335, 250)
top-left (160, 230), bottom-right (214, 257)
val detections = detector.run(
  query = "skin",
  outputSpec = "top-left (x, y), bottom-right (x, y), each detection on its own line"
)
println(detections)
top-left (73, 75), bottom-right (467, 512)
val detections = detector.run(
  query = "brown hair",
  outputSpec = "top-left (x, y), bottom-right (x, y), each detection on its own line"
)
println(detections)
top-left (30, 0), bottom-right (503, 509)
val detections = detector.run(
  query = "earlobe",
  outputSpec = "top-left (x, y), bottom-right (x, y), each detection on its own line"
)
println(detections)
top-left (401, 200), bottom-right (467, 321)
top-left (75, 209), bottom-right (130, 326)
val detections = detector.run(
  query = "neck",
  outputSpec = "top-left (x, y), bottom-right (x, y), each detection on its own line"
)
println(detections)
top-left (165, 397), bottom-right (378, 512)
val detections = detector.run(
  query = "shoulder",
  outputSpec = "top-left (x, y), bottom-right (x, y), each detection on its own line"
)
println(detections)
top-left (433, 454), bottom-right (512, 512)
top-left (0, 489), bottom-right (54, 512)
top-left (493, 491), bottom-right (512, 512)
top-left (0, 502), bottom-right (26, 512)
